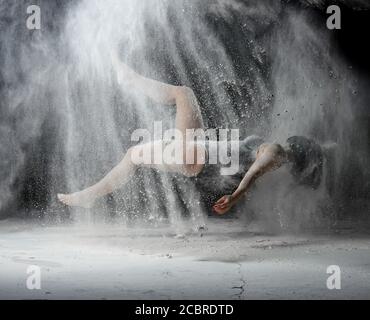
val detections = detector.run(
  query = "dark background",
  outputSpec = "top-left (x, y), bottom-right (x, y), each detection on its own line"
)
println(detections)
top-left (0, 0), bottom-right (369, 223)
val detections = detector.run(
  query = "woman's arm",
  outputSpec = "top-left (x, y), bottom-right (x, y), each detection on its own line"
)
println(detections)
top-left (213, 143), bottom-right (286, 215)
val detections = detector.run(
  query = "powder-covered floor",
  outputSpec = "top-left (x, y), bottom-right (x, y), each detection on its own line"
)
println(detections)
top-left (1, 217), bottom-right (370, 300)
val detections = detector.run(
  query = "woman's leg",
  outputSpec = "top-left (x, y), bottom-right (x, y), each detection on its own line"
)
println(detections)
top-left (58, 53), bottom-right (205, 208)
top-left (112, 52), bottom-right (206, 173)
top-left (57, 138), bottom-right (202, 208)
top-left (111, 50), bottom-right (205, 135)
top-left (58, 145), bottom-right (138, 208)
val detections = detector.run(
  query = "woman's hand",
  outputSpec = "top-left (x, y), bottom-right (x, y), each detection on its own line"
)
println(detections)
top-left (213, 195), bottom-right (234, 215)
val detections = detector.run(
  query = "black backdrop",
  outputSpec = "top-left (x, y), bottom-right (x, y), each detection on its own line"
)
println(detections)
top-left (0, 0), bottom-right (369, 222)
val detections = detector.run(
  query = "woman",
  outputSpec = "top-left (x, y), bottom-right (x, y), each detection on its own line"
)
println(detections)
top-left (58, 51), bottom-right (324, 215)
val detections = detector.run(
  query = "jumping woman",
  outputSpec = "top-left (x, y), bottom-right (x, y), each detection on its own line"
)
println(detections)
top-left (58, 51), bottom-right (325, 215)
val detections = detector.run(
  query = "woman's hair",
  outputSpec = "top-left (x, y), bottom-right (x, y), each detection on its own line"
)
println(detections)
top-left (286, 136), bottom-right (324, 189)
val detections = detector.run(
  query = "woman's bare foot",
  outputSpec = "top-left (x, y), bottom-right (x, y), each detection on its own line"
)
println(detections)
top-left (57, 191), bottom-right (95, 209)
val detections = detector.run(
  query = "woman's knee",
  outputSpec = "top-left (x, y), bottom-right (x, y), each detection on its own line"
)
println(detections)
top-left (174, 86), bottom-right (194, 101)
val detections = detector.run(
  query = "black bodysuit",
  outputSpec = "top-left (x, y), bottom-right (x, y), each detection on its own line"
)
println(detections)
top-left (188, 135), bottom-right (324, 211)
top-left (191, 135), bottom-right (265, 210)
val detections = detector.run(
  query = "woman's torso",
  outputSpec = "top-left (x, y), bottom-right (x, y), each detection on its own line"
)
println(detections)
top-left (190, 135), bottom-right (265, 209)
